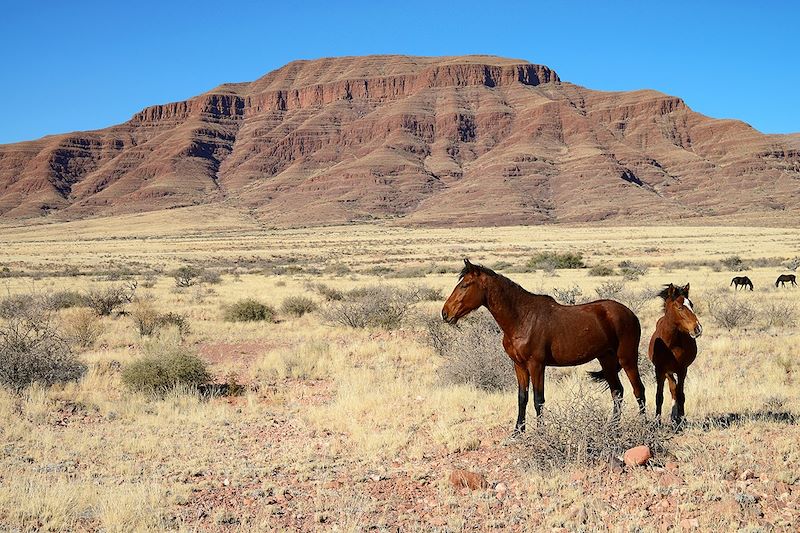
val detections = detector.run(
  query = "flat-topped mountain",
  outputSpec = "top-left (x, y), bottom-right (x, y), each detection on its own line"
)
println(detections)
top-left (1, 55), bottom-right (798, 225)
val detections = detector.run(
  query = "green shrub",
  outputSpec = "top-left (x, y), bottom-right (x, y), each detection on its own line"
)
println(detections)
top-left (589, 265), bottom-right (616, 277)
top-left (223, 299), bottom-right (276, 322)
top-left (121, 343), bottom-right (210, 394)
top-left (173, 266), bottom-right (201, 287)
top-left (281, 296), bottom-right (318, 318)
top-left (527, 251), bottom-right (585, 270)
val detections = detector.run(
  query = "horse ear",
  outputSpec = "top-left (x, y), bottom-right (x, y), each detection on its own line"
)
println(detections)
top-left (464, 258), bottom-right (472, 267)
top-left (683, 283), bottom-right (690, 295)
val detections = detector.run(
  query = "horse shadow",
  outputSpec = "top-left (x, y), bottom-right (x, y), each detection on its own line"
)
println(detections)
top-left (689, 410), bottom-right (797, 431)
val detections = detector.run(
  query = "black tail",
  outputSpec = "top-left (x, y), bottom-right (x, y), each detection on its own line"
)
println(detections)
top-left (587, 369), bottom-right (607, 382)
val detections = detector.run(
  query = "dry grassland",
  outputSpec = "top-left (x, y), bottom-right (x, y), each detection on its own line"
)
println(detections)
top-left (0, 209), bottom-right (798, 531)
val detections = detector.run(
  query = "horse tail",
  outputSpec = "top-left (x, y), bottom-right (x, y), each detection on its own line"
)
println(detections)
top-left (730, 278), bottom-right (735, 286)
top-left (776, 279), bottom-right (780, 287)
top-left (587, 362), bottom-right (621, 385)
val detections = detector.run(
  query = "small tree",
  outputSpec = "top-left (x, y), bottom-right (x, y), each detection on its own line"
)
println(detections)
top-left (85, 281), bottom-right (137, 316)
top-left (173, 266), bottom-right (201, 288)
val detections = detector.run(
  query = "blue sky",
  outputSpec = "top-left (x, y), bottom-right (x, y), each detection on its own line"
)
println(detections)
top-left (1, 1), bottom-right (797, 144)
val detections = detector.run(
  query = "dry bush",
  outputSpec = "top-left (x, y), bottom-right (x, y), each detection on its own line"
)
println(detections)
top-left (0, 299), bottom-right (87, 391)
top-left (528, 251), bottom-right (585, 270)
top-left (60, 307), bottom-right (104, 349)
top-left (518, 383), bottom-right (671, 471)
top-left (761, 301), bottom-right (797, 329)
top-left (785, 257), bottom-right (800, 272)
top-left (617, 287), bottom-right (654, 315)
top-left (407, 284), bottom-right (443, 302)
top-left (281, 296), bottom-right (318, 318)
top-left (552, 285), bottom-right (584, 305)
top-left (199, 269), bottom-right (222, 285)
top-left (321, 285), bottom-right (417, 329)
top-left (595, 280), bottom-right (627, 299)
top-left (223, 299), bottom-right (276, 322)
top-left (307, 282), bottom-right (344, 301)
top-left (707, 294), bottom-right (757, 329)
top-left (84, 281), bottom-right (137, 316)
top-left (720, 255), bottom-right (746, 272)
top-left (426, 310), bottom-right (513, 391)
top-left (589, 265), bottom-right (616, 277)
top-left (619, 260), bottom-right (648, 280)
top-left (130, 301), bottom-right (162, 336)
top-left (121, 338), bottom-right (210, 394)
top-left (43, 290), bottom-right (88, 310)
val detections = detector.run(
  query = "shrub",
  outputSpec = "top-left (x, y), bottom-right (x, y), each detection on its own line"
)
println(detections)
top-left (552, 285), bottom-right (584, 305)
top-left (173, 266), bottom-right (201, 288)
top-left (199, 270), bottom-right (222, 285)
top-left (281, 296), bottom-right (318, 318)
top-left (223, 299), bottom-right (276, 322)
top-left (786, 257), bottom-right (800, 272)
top-left (407, 284), bottom-right (443, 302)
top-left (589, 265), bottom-right (616, 277)
top-left (0, 300), bottom-right (87, 391)
top-left (321, 285), bottom-right (416, 329)
top-left (619, 260), bottom-right (648, 281)
top-left (307, 282), bottom-right (344, 301)
top-left (527, 252), bottom-right (585, 270)
top-left (595, 280), bottom-right (627, 300)
top-left (761, 301), bottom-right (797, 329)
top-left (720, 255), bottom-right (746, 272)
top-left (85, 282), bottom-right (137, 316)
top-left (617, 288), bottom-right (654, 315)
top-left (121, 341), bottom-right (210, 394)
top-left (44, 290), bottom-right (88, 310)
top-left (60, 308), bottom-right (104, 349)
top-left (140, 273), bottom-right (158, 288)
top-left (325, 263), bottom-right (352, 276)
top-left (130, 302), bottom-right (162, 336)
top-left (709, 296), bottom-right (756, 329)
top-left (519, 382), bottom-right (671, 470)
top-left (426, 310), bottom-right (513, 391)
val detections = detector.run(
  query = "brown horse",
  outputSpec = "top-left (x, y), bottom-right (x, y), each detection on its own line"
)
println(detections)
top-left (442, 259), bottom-right (645, 433)
top-left (775, 274), bottom-right (797, 288)
top-left (648, 283), bottom-right (702, 425)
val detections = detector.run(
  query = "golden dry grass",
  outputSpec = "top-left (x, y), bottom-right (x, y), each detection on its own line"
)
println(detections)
top-left (0, 215), bottom-right (798, 531)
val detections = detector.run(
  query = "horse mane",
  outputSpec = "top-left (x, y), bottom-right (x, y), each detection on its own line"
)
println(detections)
top-left (459, 261), bottom-right (536, 298)
top-left (657, 284), bottom-right (690, 309)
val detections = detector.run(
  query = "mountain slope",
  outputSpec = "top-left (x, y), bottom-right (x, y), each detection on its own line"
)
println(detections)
top-left (1, 55), bottom-right (798, 225)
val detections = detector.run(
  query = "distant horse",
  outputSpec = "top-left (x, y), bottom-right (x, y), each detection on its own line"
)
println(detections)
top-left (442, 259), bottom-right (645, 433)
top-left (730, 276), bottom-right (753, 291)
top-left (648, 283), bottom-right (703, 426)
top-left (775, 274), bottom-right (797, 288)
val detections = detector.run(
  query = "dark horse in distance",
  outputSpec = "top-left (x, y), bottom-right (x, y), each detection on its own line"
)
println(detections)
top-left (730, 276), bottom-right (753, 291)
top-left (775, 274), bottom-right (797, 287)
top-left (442, 259), bottom-right (645, 433)
top-left (648, 283), bottom-right (703, 425)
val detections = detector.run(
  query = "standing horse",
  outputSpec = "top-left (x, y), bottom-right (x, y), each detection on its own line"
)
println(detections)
top-left (730, 276), bottom-right (753, 291)
top-left (441, 259), bottom-right (645, 433)
top-left (775, 274), bottom-right (797, 287)
top-left (648, 283), bottom-right (703, 425)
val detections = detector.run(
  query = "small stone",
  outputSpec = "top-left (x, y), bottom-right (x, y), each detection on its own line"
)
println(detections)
top-left (222, 478), bottom-right (230, 486)
top-left (680, 517), bottom-right (699, 529)
top-left (608, 456), bottom-right (624, 473)
top-left (449, 469), bottom-right (489, 490)
top-left (623, 445), bottom-right (652, 467)
top-left (739, 469), bottom-right (756, 481)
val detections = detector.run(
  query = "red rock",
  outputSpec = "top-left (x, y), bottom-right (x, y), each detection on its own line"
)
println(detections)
top-left (1, 55), bottom-right (798, 226)
top-left (449, 469), bottom-right (489, 490)
top-left (623, 446), bottom-right (652, 467)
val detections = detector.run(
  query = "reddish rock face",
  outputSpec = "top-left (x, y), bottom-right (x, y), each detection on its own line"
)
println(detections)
top-left (1, 54), bottom-right (798, 225)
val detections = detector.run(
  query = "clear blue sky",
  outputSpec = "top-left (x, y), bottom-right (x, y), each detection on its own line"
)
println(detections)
top-left (1, 0), bottom-right (797, 144)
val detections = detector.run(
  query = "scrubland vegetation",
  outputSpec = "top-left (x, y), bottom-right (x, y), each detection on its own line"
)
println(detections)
top-left (0, 213), bottom-right (798, 531)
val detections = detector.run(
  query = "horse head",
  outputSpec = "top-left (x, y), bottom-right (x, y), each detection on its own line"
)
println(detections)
top-left (658, 283), bottom-right (703, 338)
top-left (442, 259), bottom-right (490, 324)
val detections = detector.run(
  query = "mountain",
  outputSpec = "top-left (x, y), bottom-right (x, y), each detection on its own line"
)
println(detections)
top-left (1, 55), bottom-right (799, 226)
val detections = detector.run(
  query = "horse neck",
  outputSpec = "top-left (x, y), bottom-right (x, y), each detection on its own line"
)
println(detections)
top-left (660, 306), bottom-right (686, 344)
top-left (482, 276), bottom-right (530, 336)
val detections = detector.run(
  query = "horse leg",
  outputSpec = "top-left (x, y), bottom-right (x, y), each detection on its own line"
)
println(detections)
top-left (529, 362), bottom-right (545, 422)
top-left (666, 373), bottom-right (679, 424)
top-left (599, 356), bottom-right (624, 421)
top-left (655, 369), bottom-right (666, 421)
top-left (622, 364), bottom-right (646, 415)
top-left (513, 363), bottom-right (530, 434)
top-left (671, 369), bottom-right (687, 426)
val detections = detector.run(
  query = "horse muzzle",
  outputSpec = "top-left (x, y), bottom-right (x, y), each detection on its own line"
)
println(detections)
top-left (691, 324), bottom-right (703, 338)
top-left (441, 309), bottom-right (458, 325)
